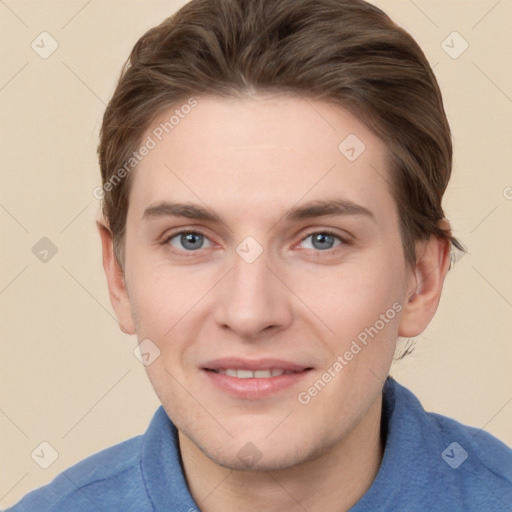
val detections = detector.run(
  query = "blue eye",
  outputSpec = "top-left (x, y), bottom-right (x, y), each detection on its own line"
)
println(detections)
top-left (167, 231), bottom-right (213, 251)
top-left (299, 231), bottom-right (344, 251)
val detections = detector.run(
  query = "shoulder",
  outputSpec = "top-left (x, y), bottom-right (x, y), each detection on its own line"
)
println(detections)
top-left (390, 378), bottom-right (512, 510)
top-left (5, 434), bottom-right (152, 512)
top-left (430, 409), bottom-right (512, 481)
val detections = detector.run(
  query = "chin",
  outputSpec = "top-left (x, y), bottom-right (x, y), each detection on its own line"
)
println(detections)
top-left (203, 445), bottom-right (307, 472)
top-left (193, 431), bottom-right (322, 473)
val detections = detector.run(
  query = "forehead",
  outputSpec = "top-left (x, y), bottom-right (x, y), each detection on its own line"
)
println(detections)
top-left (128, 94), bottom-right (396, 224)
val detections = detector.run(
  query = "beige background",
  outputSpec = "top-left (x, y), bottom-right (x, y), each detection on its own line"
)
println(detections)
top-left (1, 0), bottom-right (511, 508)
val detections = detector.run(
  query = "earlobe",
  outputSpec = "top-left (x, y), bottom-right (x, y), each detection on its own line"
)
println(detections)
top-left (398, 234), bottom-right (451, 338)
top-left (97, 220), bottom-right (136, 335)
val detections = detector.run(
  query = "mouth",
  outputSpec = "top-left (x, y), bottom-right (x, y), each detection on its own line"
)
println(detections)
top-left (205, 368), bottom-right (303, 378)
top-left (202, 358), bottom-right (313, 399)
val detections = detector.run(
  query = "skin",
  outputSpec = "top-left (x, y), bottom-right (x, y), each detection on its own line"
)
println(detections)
top-left (99, 94), bottom-right (451, 512)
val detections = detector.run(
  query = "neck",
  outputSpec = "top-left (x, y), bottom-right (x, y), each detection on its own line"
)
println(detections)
top-left (178, 394), bottom-right (384, 512)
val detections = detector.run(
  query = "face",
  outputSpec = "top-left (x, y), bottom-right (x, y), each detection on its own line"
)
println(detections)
top-left (115, 94), bottom-right (418, 470)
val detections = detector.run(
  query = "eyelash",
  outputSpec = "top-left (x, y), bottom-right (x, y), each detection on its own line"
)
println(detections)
top-left (161, 229), bottom-right (349, 258)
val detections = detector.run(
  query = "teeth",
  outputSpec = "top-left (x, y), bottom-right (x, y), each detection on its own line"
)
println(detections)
top-left (254, 370), bottom-right (272, 378)
top-left (216, 368), bottom-right (293, 378)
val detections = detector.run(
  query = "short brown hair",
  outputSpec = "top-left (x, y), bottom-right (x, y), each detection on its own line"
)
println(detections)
top-left (97, 0), bottom-right (464, 268)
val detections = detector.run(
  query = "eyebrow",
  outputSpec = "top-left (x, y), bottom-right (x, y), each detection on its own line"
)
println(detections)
top-left (142, 198), bottom-right (375, 224)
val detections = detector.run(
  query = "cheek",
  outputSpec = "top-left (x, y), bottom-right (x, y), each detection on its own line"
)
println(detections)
top-left (125, 235), bottom-right (190, 325)
top-left (304, 263), bottom-right (405, 374)
top-left (126, 261), bottom-right (217, 363)
top-left (125, 261), bottom-right (183, 335)
top-left (304, 257), bottom-right (403, 330)
top-left (134, 281), bottom-right (191, 335)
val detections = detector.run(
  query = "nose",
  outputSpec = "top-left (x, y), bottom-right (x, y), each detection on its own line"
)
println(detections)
top-left (213, 246), bottom-right (294, 340)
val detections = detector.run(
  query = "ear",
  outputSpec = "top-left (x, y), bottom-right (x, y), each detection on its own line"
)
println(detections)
top-left (97, 219), bottom-right (136, 335)
top-left (398, 231), bottom-right (451, 338)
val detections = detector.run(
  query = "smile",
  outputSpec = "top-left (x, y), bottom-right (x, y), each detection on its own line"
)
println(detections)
top-left (208, 368), bottom-right (298, 378)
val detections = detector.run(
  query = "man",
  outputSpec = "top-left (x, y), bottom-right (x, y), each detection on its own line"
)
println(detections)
top-left (8, 0), bottom-right (511, 510)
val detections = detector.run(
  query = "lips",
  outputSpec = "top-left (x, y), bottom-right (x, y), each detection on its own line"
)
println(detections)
top-left (202, 357), bottom-right (313, 399)
top-left (203, 357), bottom-right (311, 373)
top-left (211, 368), bottom-right (295, 378)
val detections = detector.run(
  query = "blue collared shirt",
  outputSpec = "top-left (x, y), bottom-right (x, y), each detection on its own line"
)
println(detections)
top-left (6, 377), bottom-right (512, 511)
